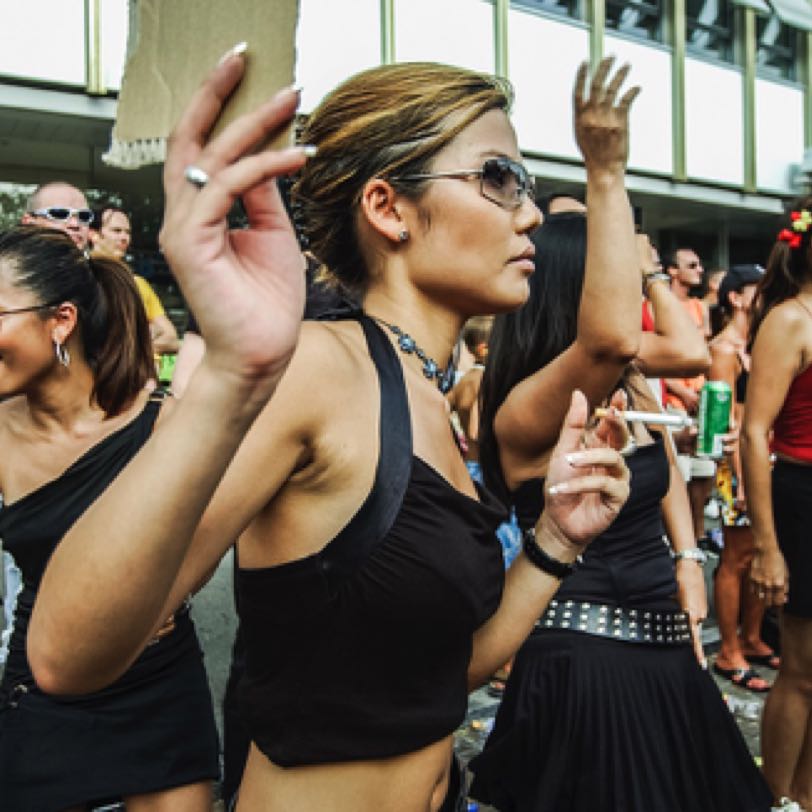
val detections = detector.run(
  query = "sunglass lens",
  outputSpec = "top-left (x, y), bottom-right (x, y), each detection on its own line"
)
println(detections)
top-left (77, 210), bottom-right (93, 224)
top-left (481, 159), bottom-right (532, 208)
top-left (48, 208), bottom-right (71, 221)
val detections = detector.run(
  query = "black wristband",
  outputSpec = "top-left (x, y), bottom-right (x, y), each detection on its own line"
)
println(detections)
top-left (522, 527), bottom-right (576, 578)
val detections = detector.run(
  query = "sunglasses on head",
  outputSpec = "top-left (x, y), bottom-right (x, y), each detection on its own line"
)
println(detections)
top-left (391, 156), bottom-right (535, 211)
top-left (29, 207), bottom-right (94, 225)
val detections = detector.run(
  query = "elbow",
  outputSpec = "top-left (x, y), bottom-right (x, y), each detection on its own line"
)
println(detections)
top-left (28, 643), bottom-right (73, 697)
top-left (684, 347), bottom-right (711, 377)
top-left (590, 334), bottom-right (639, 366)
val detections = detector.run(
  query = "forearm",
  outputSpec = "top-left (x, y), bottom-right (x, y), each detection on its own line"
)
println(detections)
top-left (579, 173), bottom-right (640, 359)
top-left (661, 460), bottom-right (696, 553)
top-left (28, 359), bottom-right (286, 694)
top-left (151, 317), bottom-right (181, 354)
top-left (468, 513), bottom-right (580, 689)
top-left (740, 428), bottom-right (778, 549)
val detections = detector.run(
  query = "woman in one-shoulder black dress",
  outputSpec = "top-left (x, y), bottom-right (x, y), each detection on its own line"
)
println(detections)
top-left (0, 226), bottom-right (218, 811)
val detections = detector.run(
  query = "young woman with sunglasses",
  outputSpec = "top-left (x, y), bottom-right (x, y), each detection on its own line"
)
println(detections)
top-left (0, 227), bottom-right (219, 811)
top-left (467, 210), bottom-right (772, 811)
top-left (28, 52), bottom-right (631, 811)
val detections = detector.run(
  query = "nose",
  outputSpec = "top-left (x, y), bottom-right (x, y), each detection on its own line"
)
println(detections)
top-left (516, 195), bottom-right (542, 233)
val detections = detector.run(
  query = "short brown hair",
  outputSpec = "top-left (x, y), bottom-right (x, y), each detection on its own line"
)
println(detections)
top-left (294, 62), bottom-right (512, 296)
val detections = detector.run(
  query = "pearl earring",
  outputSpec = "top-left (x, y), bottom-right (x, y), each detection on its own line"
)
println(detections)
top-left (398, 229), bottom-right (409, 243)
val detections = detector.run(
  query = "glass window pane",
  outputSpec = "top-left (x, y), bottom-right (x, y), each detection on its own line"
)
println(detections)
top-left (606, 1), bottom-right (665, 42)
top-left (101, 0), bottom-right (131, 91)
top-left (0, 1), bottom-right (86, 86)
top-left (687, 0), bottom-right (734, 62)
top-left (510, 0), bottom-right (586, 22)
top-left (756, 15), bottom-right (798, 79)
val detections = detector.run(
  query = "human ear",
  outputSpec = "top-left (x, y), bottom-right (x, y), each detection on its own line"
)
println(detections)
top-left (49, 302), bottom-right (79, 345)
top-left (358, 178), bottom-right (409, 245)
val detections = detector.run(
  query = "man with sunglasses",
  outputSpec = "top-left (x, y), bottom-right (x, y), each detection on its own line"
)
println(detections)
top-left (21, 182), bottom-right (93, 250)
top-left (664, 246), bottom-right (717, 551)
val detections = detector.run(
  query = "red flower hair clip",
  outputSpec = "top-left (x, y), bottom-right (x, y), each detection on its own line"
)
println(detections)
top-left (778, 209), bottom-right (812, 249)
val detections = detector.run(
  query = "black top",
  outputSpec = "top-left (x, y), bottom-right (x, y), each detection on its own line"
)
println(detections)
top-left (514, 434), bottom-right (678, 610)
top-left (235, 314), bottom-right (506, 767)
top-left (0, 395), bottom-right (198, 700)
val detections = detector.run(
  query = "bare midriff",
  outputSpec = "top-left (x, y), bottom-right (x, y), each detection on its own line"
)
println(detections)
top-left (236, 735), bottom-right (455, 811)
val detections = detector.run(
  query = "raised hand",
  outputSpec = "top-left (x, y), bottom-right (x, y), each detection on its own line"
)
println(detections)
top-left (573, 56), bottom-right (640, 178)
top-left (160, 45), bottom-right (314, 389)
top-left (543, 390), bottom-right (630, 548)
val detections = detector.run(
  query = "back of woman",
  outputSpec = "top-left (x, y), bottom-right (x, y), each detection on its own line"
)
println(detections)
top-left (743, 200), bottom-right (812, 811)
top-left (0, 226), bottom-right (218, 812)
top-left (469, 212), bottom-right (772, 811)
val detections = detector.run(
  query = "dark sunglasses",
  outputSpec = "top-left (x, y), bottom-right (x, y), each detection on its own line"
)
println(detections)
top-left (29, 207), bottom-right (94, 225)
top-left (391, 156), bottom-right (535, 211)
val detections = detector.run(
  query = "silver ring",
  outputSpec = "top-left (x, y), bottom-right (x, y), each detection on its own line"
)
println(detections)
top-left (184, 165), bottom-right (209, 189)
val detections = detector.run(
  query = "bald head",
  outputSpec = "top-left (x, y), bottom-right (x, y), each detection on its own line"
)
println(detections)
top-left (22, 182), bottom-right (91, 249)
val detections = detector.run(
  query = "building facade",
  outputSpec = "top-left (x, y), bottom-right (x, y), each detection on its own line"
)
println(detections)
top-left (2, 0), bottom-right (812, 276)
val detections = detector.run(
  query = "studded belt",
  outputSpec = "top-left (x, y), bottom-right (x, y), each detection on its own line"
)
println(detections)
top-left (535, 599), bottom-right (692, 645)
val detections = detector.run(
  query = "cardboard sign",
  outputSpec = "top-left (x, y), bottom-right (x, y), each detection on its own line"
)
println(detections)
top-left (103, 0), bottom-right (299, 169)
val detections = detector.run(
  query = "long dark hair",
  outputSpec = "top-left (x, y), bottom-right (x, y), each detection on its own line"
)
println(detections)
top-left (479, 213), bottom-right (587, 502)
top-left (750, 196), bottom-right (812, 346)
top-left (0, 225), bottom-right (153, 415)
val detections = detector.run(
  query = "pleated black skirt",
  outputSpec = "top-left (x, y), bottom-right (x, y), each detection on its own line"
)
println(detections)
top-left (468, 629), bottom-right (772, 812)
top-left (0, 611), bottom-right (220, 812)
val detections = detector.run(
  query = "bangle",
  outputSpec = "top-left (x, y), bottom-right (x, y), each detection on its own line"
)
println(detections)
top-left (522, 527), bottom-right (576, 578)
top-left (643, 272), bottom-right (670, 293)
top-left (672, 548), bottom-right (707, 564)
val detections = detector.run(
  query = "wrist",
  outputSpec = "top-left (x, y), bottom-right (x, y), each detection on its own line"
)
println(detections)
top-left (672, 547), bottom-right (707, 565)
top-left (533, 512), bottom-right (586, 561)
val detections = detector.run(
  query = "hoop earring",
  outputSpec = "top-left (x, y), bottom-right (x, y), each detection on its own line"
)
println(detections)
top-left (398, 229), bottom-right (409, 243)
top-left (54, 340), bottom-right (71, 368)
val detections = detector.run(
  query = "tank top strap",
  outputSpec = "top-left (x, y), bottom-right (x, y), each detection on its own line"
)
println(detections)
top-left (319, 312), bottom-right (413, 588)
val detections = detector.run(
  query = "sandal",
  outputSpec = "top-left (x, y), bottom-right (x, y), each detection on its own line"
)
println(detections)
top-left (713, 663), bottom-right (771, 693)
top-left (746, 652), bottom-right (781, 670)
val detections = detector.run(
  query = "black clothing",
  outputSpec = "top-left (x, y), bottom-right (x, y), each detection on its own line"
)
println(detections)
top-left (0, 396), bottom-right (219, 811)
top-left (514, 435), bottom-right (678, 610)
top-left (235, 314), bottom-right (506, 766)
top-left (470, 435), bottom-right (772, 811)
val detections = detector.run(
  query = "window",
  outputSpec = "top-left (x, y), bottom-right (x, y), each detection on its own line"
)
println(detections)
top-left (756, 15), bottom-right (798, 79)
top-left (511, 0), bottom-right (586, 22)
top-left (606, 0), bottom-right (665, 42)
top-left (687, 0), bottom-right (735, 62)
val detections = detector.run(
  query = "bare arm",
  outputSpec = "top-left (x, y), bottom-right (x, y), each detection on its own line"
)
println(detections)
top-left (150, 314), bottom-right (181, 354)
top-left (741, 304), bottom-right (806, 607)
top-left (496, 58), bottom-right (641, 488)
top-left (637, 279), bottom-right (710, 377)
top-left (171, 330), bottom-right (205, 397)
top-left (658, 426), bottom-right (707, 665)
top-left (29, 52), bottom-right (314, 694)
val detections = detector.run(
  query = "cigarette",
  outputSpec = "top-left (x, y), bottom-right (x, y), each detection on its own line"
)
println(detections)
top-left (594, 408), bottom-right (694, 428)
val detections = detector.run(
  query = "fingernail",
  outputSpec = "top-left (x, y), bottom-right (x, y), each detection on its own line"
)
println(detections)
top-left (301, 144), bottom-right (318, 157)
top-left (565, 452), bottom-right (584, 465)
top-left (218, 41), bottom-right (248, 65)
top-left (548, 483), bottom-right (568, 495)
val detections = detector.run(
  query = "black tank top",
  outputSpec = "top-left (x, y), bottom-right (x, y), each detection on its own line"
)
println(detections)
top-left (514, 434), bottom-right (678, 610)
top-left (0, 394), bottom-right (197, 701)
top-left (235, 315), bottom-right (506, 767)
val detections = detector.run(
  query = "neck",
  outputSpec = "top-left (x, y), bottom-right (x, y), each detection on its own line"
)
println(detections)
top-left (25, 358), bottom-right (104, 434)
top-left (362, 285), bottom-right (463, 374)
top-left (670, 278), bottom-right (691, 300)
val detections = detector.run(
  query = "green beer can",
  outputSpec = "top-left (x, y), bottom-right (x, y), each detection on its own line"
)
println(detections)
top-left (697, 381), bottom-right (732, 458)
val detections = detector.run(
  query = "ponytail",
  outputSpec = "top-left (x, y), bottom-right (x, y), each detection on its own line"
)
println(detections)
top-left (84, 255), bottom-right (154, 414)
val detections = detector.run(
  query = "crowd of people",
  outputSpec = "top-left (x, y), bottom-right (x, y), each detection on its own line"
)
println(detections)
top-left (0, 40), bottom-right (809, 812)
